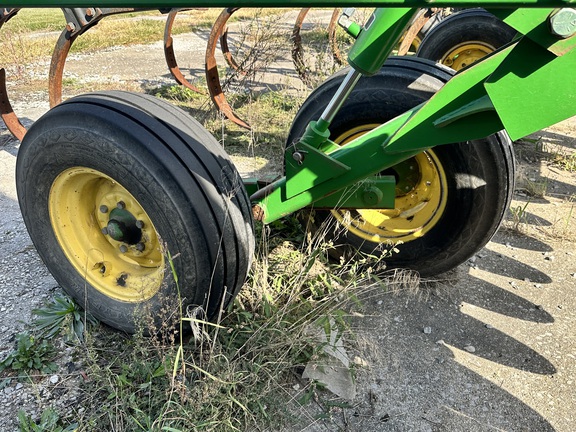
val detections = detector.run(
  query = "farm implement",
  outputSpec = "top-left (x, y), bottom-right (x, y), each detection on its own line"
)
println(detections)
top-left (1, 1), bottom-right (574, 332)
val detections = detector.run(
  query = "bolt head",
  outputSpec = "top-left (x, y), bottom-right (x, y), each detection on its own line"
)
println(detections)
top-left (66, 22), bottom-right (76, 32)
top-left (119, 245), bottom-right (128, 253)
top-left (101, 227), bottom-right (109, 235)
top-left (292, 152), bottom-right (305, 165)
top-left (135, 242), bottom-right (145, 252)
top-left (135, 220), bottom-right (144, 229)
top-left (549, 8), bottom-right (576, 39)
top-left (116, 201), bottom-right (126, 210)
top-left (99, 205), bottom-right (108, 213)
top-left (362, 187), bottom-right (383, 206)
top-left (342, 7), bottom-right (356, 18)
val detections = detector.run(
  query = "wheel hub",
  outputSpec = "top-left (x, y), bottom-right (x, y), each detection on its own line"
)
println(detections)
top-left (104, 207), bottom-right (143, 245)
top-left (441, 42), bottom-right (495, 71)
top-left (332, 126), bottom-right (448, 244)
top-left (49, 167), bottom-right (164, 302)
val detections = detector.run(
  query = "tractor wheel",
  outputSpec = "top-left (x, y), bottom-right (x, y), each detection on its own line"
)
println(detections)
top-left (16, 91), bottom-right (254, 333)
top-left (287, 57), bottom-right (515, 276)
top-left (416, 8), bottom-right (517, 71)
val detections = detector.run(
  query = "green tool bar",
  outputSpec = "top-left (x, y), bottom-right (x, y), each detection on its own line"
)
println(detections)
top-left (4, 0), bottom-right (575, 8)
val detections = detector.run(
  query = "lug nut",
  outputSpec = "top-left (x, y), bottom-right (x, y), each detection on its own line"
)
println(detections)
top-left (99, 205), bottom-right (108, 213)
top-left (85, 8), bottom-right (96, 18)
top-left (135, 242), bottom-right (145, 252)
top-left (66, 22), bottom-right (76, 32)
top-left (119, 245), bottom-right (128, 253)
top-left (101, 227), bottom-right (109, 235)
top-left (116, 201), bottom-right (126, 210)
top-left (135, 220), bottom-right (144, 229)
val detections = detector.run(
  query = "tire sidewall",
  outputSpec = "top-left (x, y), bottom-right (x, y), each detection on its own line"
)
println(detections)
top-left (416, 9), bottom-right (517, 63)
top-left (17, 118), bottom-right (206, 333)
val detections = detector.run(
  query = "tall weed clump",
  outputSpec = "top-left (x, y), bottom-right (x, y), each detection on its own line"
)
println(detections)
top-left (72, 215), bottom-right (397, 431)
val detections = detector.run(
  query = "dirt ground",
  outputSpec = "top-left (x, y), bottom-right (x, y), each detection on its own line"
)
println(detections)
top-left (1, 15), bottom-right (575, 431)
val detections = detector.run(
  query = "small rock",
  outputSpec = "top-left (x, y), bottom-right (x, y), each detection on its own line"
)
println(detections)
top-left (353, 356), bottom-right (369, 367)
top-left (545, 256), bottom-right (555, 261)
top-left (464, 345), bottom-right (476, 353)
top-left (15, 383), bottom-right (23, 390)
top-left (377, 300), bottom-right (383, 305)
top-left (435, 339), bottom-right (445, 345)
top-left (292, 383), bottom-right (300, 391)
top-left (423, 327), bottom-right (432, 334)
top-left (49, 375), bottom-right (59, 384)
top-left (524, 278), bottom-right (530, 282)
top-left (510, 281), bottom-right (518, 288)
top-left (485, 324), bottom-right (494, 329)
top-left (534, 284), bottom-right (542, 289)
top-left (505, 243), bottom-right (512, 249)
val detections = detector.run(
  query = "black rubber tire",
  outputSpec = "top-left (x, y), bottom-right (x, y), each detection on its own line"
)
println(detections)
top-left (287, 57), bottom-right (515, 276)
top-left (16, 91), bottom-right (254, 333)
top-left (416, 8), bottom-right (517, 70)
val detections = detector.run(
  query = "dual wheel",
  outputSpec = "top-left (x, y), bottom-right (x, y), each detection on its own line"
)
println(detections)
top-left (16, 16), bottom-right (516, 332)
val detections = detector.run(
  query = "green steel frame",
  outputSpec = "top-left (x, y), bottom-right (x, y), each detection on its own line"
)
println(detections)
top-left (3, 2), bottom-right (576, 224)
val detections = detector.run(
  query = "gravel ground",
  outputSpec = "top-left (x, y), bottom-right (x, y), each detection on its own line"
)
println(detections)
top-left (1, 13), bottom-right (575, 431)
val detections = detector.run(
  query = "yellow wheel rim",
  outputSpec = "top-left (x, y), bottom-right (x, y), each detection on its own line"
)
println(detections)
top-left (49, 167), bottom-right (164, 302)
top-left (331, 125), bottom-right (448, 244)
top-left (439, 42), bottom-right (496, 71)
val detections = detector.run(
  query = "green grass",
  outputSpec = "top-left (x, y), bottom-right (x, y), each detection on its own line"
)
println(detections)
top-left (0, 332), bottom-right (58, 376)
top-left (2, 215), bottom-right (396, 431)
top-left (3, 9), bottom-right (65, 33)
top-left (68, 218), bottom-right (388, 431)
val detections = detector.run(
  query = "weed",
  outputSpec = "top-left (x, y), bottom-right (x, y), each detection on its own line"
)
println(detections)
top-left (524, 177), bottom-right (548, 198)
top-left (551, 151), bottom-right (576, 172)
top-left (0, 332), bottom-right (57, 376)
top-left (18, 407), bottom-right (77, 432)
top-left (510, 200), bottom-right (530, 231)
top-left (154, 84), bottom-right (206, 102)
top-left (32, 294), bottom-right (97, 343)
top-left (65, 212), bottom-right (399, 431)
